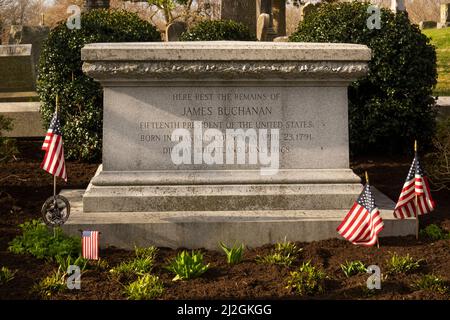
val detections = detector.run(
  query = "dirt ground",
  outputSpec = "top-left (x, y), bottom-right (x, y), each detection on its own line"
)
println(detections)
top-left (0, 140), bottom-right (449, 300)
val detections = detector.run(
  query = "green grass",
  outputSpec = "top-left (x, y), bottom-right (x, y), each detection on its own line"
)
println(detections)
top-left (423, 28), bottom-right (450, 96)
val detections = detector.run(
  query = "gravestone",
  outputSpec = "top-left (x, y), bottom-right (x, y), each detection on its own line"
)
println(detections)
top-left (419, 21), bottom-right (438, 29)
top-left (85, 0), bottom-right (110, 10)
top-left (165, 21), bottom-right (187, 42)
top-left (0, 45), bottom-right (35, 93)
top-left (438, 1), bottom-right (450, 28)
top-left (59, 41), bottom-right (415, 249)
top-left (272, 0), bottom-right (286, 37)
top-left (256, 13), bottom-right (270, 41)
top-left (221, 0), bottom-right (257, 34)
top-left (0, 44), bottom-right (44, 137)
top-left (390, 0), bottom-right (406, 13)
top-left (9, 25), bottom-right (50, 73)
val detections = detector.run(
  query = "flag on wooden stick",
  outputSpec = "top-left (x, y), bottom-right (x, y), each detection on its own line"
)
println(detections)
top-left (40, 111), bottom-right (67, 181)
top-left (82, 231), bottom-right (99, 260)
top-left (337, 174), bottom-right (384, 247)
top-left (393, 148), bottom-right (435, 219)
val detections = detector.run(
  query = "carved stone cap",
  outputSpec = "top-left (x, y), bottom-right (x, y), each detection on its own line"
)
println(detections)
top-left (82, 41), bottom-right (371, 82)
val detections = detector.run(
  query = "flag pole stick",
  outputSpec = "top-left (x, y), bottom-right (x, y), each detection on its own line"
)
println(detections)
top-left (366, 171), bottom-right (380, 249)
top-left (53, 95), bottom-right (59, 200)
top-left (414, 140), bottom-right (419, 240)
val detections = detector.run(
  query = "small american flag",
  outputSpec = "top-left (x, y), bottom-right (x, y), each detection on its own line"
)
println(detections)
top-left (82, 231), bottom-right (99, 260)
top-left (40, 112), bottom-right (67, 181)
top-left (394, 154), bottom-right (435, 219)
top-left (337, 184), bottom-right (384, 246)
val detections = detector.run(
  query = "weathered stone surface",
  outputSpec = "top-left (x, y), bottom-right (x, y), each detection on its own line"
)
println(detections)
top-left (0, 102), bottom-right (45, 137)
top-left (0, 45), bottom-right (35, 92)
top-left (81, 41), bottom-right (371, 212)
top-left (257, 13), bottom-right (270, 41)
top-left (8, 25), bottom-right (49, 71)
top-left (165, 21), bottom-right (187, 42)
top-left (62, 189), bottom-right (416, 250)
top-left (440, 2), bottom-right (450, 27)
top-left (221, 0), bottom-right (257, 34)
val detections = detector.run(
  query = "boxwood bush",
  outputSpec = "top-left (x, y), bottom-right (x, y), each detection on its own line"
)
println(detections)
top-left (290, 2), bottom-right (437, 155)
top-left (180, 19), bottom-right (256, 41)
top-left (37, 10), bottom-right (161, 161)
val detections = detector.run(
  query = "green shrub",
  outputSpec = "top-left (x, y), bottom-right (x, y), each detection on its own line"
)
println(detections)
top-left (0, 266), bottom-right (17, 285)
top-left (419, 224), bottom-right (450, 241)
top-left (286, 261), bottom-right (327, 296)
top-left (180, 19), bottom-right (256, 41)
top-left (386, 253), bottom-right (423, 275)
top-left (0, 115), bottom-right (18, 163)
top-left (220, 242), bottom-right (244, 265)
top-left (37, 9), bottom-right (161, 161)
top-left (413, 274), bottom-right (448, 294)
top-left (166, 250), bottom-right (209, 281)
top-left (32, 269), bottom-right (66, 298)
top-left (290, 2), bottom-right (437, 155)
top-left (8, 220), bottom-right (81, 260)
top-left (256, 239), bottom-right (302, 267)
top-left (340, 260), bottom-right (367, 278)
top-left (124, 274), bottom-right (164, 300)
top-left (425, 117), bottom-right (450, 191)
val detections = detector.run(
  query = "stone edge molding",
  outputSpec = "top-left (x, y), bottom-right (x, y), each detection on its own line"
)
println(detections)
top-left (82, 61), bottom-right (370, 81)
top-left (81, 41), bottom-right (371, 81)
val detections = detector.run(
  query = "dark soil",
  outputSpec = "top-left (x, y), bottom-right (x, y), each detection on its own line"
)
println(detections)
top-left (0, 141), bottom-right (449, 300)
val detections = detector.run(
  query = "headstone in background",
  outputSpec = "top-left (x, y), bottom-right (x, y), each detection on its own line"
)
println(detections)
top-left (438, 1), bottom-right (450, 28)
top-left (256, 13), bottom-right (270, 41)
top-left (390, 0), bottom-right (406, 13)
top-left (221, 0), bottom-right (257, 35)
top-left (165, 21), bottom-right (188, 42)
top-left (8, 25), bottom-right (50, 72)
top-left (272, 0), bottom-right (286, 37)
top-left (419, 21), bottom-right (438, 29)
top-left (85, 0), bottom-right (110, 11)
top-left (0, 45), bottom-right (35, 93)
top-left (0, 44), bottom-right (43, 137)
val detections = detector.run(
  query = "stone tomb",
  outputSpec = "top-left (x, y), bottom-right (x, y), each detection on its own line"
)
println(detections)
top-left (0, 45), bottom-right (35, 93)
top-left (62, 42), bottom-right (415, 249)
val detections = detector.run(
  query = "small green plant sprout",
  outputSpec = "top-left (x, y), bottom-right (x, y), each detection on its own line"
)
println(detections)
top-left (286, 261), bottom-right (327, 296)
top-left (166, 250), bottom-right (210, 281)
top-left (124, 274), bottom-right (164, 300)
top-left (32, 269), bottom-right (66, 298)
top-left (110, 256), bottom-right (154, 280)
top-left (256, 238), bottom-right (302, 267)
top-left (56, 255), bottom-right (88, 274)
top-left (413, 274), bottom-right (449, 294)
top-left (0, 266), bottom-right (17, 285)
top-left (134, 246), bottom-right (158, 260)
top-left (419, 224), bottom-right (450, 241)
top-left (110, 246), bottom-right (158, 280)
top-left (386, 253), bottom-right (423, 275)
top-left (219, 242), bottom-right (244, 265)
top-left (340, 260), bottom-right (367, 277)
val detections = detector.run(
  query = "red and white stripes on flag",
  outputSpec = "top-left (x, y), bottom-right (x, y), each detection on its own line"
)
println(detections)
top-left (82, 231), bottom-right (99, 260)
top-left (337, 184), bottom-right (384, 246)
top-left (394, 154), bottom-right (435, 219)
top-left (40, 113), bottom-right (67, 181)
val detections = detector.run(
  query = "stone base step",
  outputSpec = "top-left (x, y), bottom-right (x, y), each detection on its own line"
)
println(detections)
top-left (0, 101), bottom-right (45, 137)
top-left (61, 189), bottom-right (416, 250)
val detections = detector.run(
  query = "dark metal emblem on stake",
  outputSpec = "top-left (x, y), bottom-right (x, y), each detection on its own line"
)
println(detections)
top-left (41, 195), bottom-right (70, 226)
